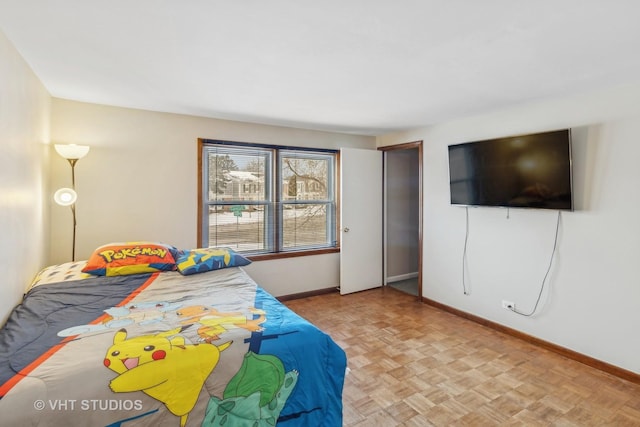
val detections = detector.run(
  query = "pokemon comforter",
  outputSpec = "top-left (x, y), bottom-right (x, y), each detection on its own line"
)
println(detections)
top-left (0, 267), bottom-right (347, 426)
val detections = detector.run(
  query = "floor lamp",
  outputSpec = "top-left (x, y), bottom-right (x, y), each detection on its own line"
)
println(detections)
top-left (54, 144), bottom-right (90, 261)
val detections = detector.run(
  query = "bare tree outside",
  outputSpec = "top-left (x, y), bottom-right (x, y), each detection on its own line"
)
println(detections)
top-left (282, 156), bottom-right (328, 200)
top-left (280, 155), bottom-right (331, 248)
top-left (208, 154), bottom-right (237, 199)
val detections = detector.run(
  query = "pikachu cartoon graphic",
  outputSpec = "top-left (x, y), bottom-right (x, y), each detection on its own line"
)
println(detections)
top-left (104, 327), bottom-right (231, 427)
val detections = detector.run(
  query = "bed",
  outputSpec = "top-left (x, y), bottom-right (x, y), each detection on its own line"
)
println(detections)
top-left (0, 243), bottom-right (347, 426)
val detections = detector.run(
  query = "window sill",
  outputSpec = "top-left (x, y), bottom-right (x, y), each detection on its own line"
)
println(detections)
top-left (247, 247), bottom-right (340, 262)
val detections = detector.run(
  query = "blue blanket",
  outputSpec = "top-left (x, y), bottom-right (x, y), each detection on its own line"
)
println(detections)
top-left (0, 268), bottom-right (346, 427)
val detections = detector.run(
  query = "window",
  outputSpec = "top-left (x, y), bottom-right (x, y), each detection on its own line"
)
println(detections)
top-left (199, 140), bottom-right (338, 257)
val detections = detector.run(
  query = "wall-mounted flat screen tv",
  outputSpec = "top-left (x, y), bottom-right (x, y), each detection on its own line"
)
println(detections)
top-left (448, 129), bottom-right (573, 210)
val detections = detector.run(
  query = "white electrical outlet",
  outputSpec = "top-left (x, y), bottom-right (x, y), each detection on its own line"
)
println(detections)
top-left (502, 300), bottom-right (515, 310)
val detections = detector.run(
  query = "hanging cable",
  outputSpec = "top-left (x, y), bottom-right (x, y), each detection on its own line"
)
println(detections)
top-left (510, 210), bottom-right (562, 317)
top-left (462, 206), bottom-right (470, 295)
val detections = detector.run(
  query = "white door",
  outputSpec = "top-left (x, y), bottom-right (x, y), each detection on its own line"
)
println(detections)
top-left (340, 148), bottom-right (383, 294)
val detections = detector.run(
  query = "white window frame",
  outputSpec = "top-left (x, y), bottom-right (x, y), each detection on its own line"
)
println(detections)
top-left (199, 140), bottom-right (338, 258)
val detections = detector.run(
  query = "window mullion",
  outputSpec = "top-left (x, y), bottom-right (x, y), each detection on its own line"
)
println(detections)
top-left (274, 149), bottom-right (283, 252)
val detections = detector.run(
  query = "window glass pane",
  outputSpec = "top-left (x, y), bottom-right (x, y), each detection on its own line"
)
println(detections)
top-left (282, 203), bottom-right (332, 249)
top-left (207, 148), bottom-right (269, 202)
top-left (281, 153), bottom-right (329, 201)
top-left (207, 204), bottom-right (268, 252)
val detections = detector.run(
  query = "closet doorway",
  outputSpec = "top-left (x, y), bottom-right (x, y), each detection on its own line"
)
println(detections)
top-left (380, 141), bottom-right (422, 298)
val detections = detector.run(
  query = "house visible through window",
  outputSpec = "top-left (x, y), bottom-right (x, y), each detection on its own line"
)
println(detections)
top-left (200, 140), bottom-right (338, 256)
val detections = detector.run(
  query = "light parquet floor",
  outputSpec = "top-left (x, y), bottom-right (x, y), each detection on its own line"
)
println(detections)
top-left (284, 287), bottom-right (640, 426)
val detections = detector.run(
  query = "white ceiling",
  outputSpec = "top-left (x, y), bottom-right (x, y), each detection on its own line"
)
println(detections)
top-left (2, 0), bottom-right (640, 135)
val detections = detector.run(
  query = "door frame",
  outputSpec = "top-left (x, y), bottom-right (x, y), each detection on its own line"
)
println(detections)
top-left (379, 141), bottom-right (423, 300)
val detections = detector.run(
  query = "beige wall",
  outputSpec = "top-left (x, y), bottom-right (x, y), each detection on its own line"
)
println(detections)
top-left (377, 82), bottom-right (640, 374)
top-left (0, 30), bottom-right (51, 323)
top-left (50, 99), bottom-right (375, 296)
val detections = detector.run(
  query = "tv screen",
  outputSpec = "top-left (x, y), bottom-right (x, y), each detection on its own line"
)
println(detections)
top-left (448, 129), bottom-right (573, 210)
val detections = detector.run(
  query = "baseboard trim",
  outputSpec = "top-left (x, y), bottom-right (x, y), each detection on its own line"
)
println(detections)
top-left (386, 272), bottom-right (420, 283)
top-left (276, 287), bottom-right (339, 302)
top-left (422, 297), bottom-right (640, 385)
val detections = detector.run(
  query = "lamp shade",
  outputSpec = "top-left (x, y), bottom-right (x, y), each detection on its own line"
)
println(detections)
top-left (54, 188), bottom-right (77, 206)
top-left (54, 144), bottom-right (90, 160)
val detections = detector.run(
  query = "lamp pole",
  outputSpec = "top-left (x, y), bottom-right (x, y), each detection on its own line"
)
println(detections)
top-left (68, 159), bottom-right (79, 261)
top-left (70, 202), bottom-right (77, 261)
top-left (68, 158), bottom-right (78, 187)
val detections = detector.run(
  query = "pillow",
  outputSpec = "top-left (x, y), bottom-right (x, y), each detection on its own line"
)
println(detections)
top-left (29, 261), bottom-right (93, 290)
top-left (176, 247), bottom-right (251, 276)
top-left (82, 242), bottom-right (178, 276)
